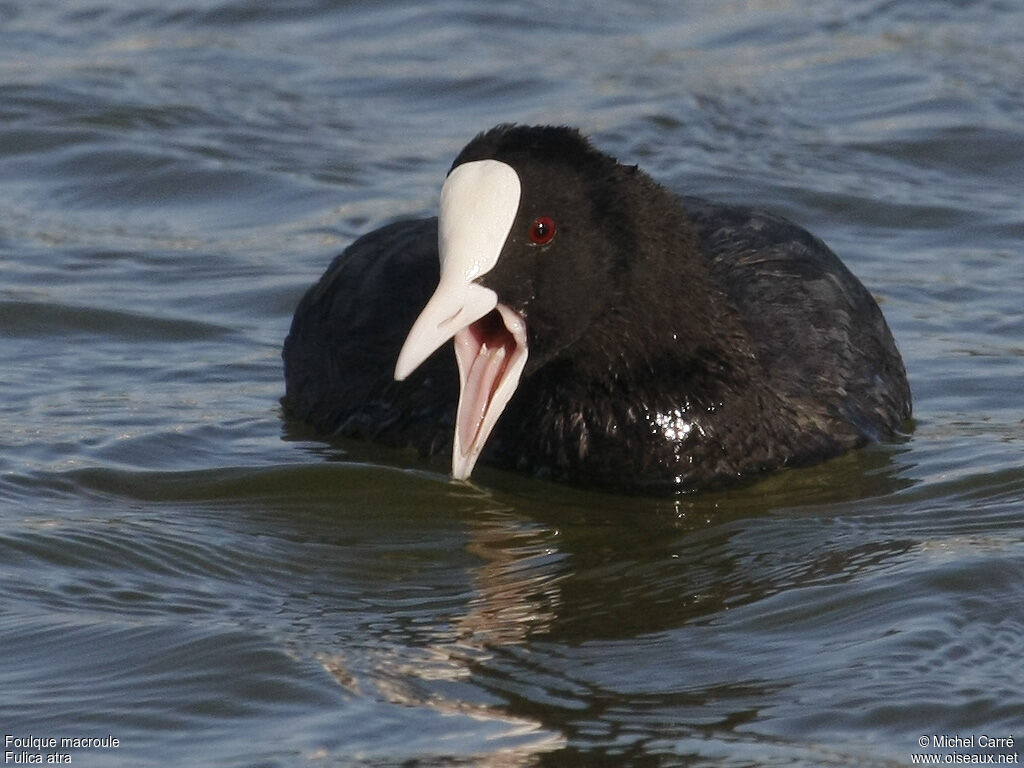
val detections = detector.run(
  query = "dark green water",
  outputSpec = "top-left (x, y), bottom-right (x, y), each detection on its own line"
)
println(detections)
top-left (2, 1), bottom-right (1023, 766)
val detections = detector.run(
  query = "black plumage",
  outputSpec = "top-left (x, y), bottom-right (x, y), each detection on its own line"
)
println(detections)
top-left (283, 125), bottom-right (911, 494)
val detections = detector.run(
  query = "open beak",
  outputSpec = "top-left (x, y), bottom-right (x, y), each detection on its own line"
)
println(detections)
top-left (395, 284), bottom-right (528, 479)
top-left (393, 158), bottom-right (528, 480)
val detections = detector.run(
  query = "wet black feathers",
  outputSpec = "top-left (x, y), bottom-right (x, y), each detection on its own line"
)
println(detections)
top-left (282, 125), bottom-right (911, 493)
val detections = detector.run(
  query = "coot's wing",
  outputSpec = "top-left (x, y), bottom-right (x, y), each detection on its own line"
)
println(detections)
top-left (682, 197), bottom-right (911, 446)
top-left (282, 217), bottom-right (458, 456)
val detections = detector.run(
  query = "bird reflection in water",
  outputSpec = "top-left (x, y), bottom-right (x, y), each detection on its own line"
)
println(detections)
top-left (317, 501), bottom-right (568, 761)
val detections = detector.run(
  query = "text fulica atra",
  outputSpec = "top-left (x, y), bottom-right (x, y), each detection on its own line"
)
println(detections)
top-left (283, 125), bottom-right (911, 494)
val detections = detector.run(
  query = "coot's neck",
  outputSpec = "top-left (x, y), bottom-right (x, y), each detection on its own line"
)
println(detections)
top-left (575, 175), bottom-right (759, 399)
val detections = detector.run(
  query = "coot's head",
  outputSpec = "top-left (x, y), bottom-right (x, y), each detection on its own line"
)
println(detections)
top-left (394, 124), bottom-right (639, 479)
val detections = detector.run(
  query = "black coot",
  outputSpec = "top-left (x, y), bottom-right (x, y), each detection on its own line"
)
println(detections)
top-left (283, 125), bottom-right (911, 494)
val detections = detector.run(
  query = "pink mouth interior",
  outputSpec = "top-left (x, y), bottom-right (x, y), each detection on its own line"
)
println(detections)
top-left (457, 309), bottom-right (518, 457)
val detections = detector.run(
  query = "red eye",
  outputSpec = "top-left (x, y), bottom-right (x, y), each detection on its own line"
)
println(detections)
top-left (528, 216), bottom-right (556, 246)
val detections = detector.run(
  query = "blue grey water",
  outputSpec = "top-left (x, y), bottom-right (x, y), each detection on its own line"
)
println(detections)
top-left (1, 1), bottom-right (1022, 766)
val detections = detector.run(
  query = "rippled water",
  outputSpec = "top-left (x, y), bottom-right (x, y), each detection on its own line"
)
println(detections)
top-left (2, 1), bottom-right (1023, 766)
